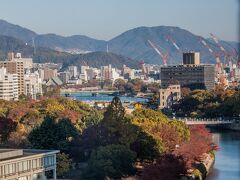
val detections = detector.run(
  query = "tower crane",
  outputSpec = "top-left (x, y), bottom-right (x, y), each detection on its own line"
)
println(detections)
top-left (147, 40), bottom-right (169, 66)
top-left (166, 35), bottom-right (182, 54)
top-left (199, 38), bottom-right (228, 86)
top-left (209, 33), bottom-right (236, 81)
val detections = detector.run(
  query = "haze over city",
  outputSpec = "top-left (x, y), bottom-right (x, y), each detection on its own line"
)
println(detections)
top-left (0, 0), bottom-right (239, 41)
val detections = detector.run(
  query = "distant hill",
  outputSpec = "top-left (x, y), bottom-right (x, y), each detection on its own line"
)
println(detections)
top-left (108, 26), bottom-right (239, 64)
top-left (0, 35), bottom-right (139, 69)
top-left (0, 19), bottom-right (238, 65)
top-left (66, 51), bottom-right (139, 69)
top-left (34, 34), bottom-right (107, 52)
top-left (0, 19), bottom-right (37, 42)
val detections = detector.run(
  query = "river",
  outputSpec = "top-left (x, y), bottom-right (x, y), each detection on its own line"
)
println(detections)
top-left (63, 93), bottom-right (148, 103)
top-left (207, 130), bottom-right (240, 180)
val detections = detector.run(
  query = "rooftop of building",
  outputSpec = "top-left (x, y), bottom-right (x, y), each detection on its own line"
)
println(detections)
top-left (161, 64), bottom-right (215, 68)
top-left (0, 149), bottom-right (59, 163)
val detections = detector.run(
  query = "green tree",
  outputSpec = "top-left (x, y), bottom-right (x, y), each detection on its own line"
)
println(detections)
top-left (83, 109), bottom-right (103, 128)
top-left (114, 79), bottom-right (126, 92)
top-left (74, 97), bottom-right (138, 161)
top-left (28, 116), bottom-right (79, 152)
top-left (57, 153), bottom-right (72, 178)
top-left (82, 144), bottom-right (136, 180)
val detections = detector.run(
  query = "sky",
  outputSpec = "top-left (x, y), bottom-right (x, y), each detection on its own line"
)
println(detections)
top-left (0, 0), bottom-right (239, 41)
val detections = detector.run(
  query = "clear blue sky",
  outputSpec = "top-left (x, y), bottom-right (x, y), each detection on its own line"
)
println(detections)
top-left (0, 0), bottom-right (239, 41)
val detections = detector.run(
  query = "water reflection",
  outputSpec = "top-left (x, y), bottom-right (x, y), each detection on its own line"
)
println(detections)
top-left (207, 130), bottom-right (240, 180)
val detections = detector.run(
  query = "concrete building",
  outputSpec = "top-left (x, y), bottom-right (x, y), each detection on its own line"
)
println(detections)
top-left (58, 72), bottom-right (70, 84)
top-left (159, 84), bottom-right (181, 109)
top-left (161, 53), bottom-right (215, 90)
top-left (8, 53), bottom-right (33, 70)
top-left (101, 64), bottom-right (112, 80)
top-left (161, 64), bottom-right (215, 90)
top-left (183, 52), bottom-right (200, 65)
top-left (68, 66), bottom-right (78, 78)
top-left (0, 60), bottom-right (25, 95)
top-left (122, 65), bottom-right (135, 80)
top-left (80, 65), bottom-right (89, 74)
top-left (24, 70), bottom-right (42, 100)
top-left (85, 68), bottom-right (97, 80)
top-left (0, 149), bottom-right (59, 180)
top-left (0, 67), bottom-right (18, 101)
top-left (43, 68), bottom-right (58, 81)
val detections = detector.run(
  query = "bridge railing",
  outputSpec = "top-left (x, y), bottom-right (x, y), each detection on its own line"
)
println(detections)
top-left (174, 117), bottom-right (236, 123)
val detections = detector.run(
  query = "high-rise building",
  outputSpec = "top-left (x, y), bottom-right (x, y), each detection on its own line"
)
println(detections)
top-left (24, 70), bottom-right (42, 99)
top-left (161, 53), bottom-right (215, 90)
top-left (101, 64), bottom-right (112, 80)
top-left (68, 66), bottom-right (78, 78)
top-left (8, 52), bottom-right (33, 69)
top-left (0, 60), bottom-right (25, 95)
top-left (80, 65), bottom-right (90, 74)
top-left (0, 67), bottom-right (18, 101)
top-left (161, 64), bottom-right (215, 90)
top-left (58, 72), bottom-right (71, 84)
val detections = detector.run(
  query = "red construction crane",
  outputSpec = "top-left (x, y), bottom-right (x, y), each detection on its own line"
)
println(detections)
top-left (199, 38), bottom-right (227, 86)
top-left (147, 40), bottom-right (169, 66)
top-left (200, 38), bottom-right (222, 69)
top-left (209, 33), bottom-right (235, 81)
top-left (166, 35), bottom-right (182, 54)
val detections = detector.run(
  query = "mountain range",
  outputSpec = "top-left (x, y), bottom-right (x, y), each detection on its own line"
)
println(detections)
top-left (0, 34), bottom-right (139, 69)
top-left (0, 19), bottom-right (239, 65)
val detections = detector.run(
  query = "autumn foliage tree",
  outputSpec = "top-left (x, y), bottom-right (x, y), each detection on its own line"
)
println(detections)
top-left (142, 154), bottom-right (187, 180)
top-left (174, 125), bottom-right (217, 169)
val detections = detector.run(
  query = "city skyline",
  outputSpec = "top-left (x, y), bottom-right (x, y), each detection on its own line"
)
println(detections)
top-left (0, 0), bottom-right (239, 41)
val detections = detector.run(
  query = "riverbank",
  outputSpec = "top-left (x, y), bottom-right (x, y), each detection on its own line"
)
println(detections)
top-left (182, 153), bottom-right (215, 180)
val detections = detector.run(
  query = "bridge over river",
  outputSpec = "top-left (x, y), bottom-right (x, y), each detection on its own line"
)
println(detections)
top-left (175, 118), bottom-right (237, 126)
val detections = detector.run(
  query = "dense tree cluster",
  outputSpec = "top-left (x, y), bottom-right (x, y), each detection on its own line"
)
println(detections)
top-left (0, 97), bottom-right (103, 177)
top-left (0, 95), bottom-right (218, 179)
top-left (172, 86), bottom-right (239, 118)
top-left (113, 78), bottom-right (159, 95)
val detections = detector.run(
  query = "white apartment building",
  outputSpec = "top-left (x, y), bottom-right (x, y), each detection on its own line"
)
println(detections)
top-left (80, 65), bottom-right (89, 74)
top-left (0, 67), bottom-right (18, 101)
top-left (24, 70), bottom-right (42, 100)
top-left (68, 66), bottom-right (78, 78)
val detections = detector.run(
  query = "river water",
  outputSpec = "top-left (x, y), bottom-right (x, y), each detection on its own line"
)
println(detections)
top-left (207, 130), bottom-right (240, 180)
top-left (64, 93), bottom-right (148, 103)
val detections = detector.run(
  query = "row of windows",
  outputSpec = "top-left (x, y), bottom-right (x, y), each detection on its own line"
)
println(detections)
top-left (0, 155), bottom-right (55, 177)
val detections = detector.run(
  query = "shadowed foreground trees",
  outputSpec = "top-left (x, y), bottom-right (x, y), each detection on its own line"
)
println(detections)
top-left (142, 154), bottom-right (187, 180)
top-left (82, 144), bottom-right (136, 180)
top-left (28, 116), bottom-right (79, 152)
top-left (0, 117), bottom-right (17, 143)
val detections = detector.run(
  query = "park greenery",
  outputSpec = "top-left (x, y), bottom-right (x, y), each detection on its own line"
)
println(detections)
top-left (0, 92), bottom-right (222, 179)
top-left (172, 86), bottom-right (240, 118)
